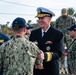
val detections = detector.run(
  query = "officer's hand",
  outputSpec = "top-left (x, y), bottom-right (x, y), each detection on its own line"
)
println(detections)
top-left (35, 64), bottom-right (44, 69)
top-left (37, 50), bottom-right (44, 60)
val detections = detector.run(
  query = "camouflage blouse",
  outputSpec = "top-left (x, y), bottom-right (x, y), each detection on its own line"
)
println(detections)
top-left (0, 36), bottom-right (42, 75)
top-left (67, 39), bottom-right (76, 74)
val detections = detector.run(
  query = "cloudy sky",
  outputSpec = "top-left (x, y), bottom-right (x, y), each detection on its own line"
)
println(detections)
top-left (0, 0), bottom-right (76, 26)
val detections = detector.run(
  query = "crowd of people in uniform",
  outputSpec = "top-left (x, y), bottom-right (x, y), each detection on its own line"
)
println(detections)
top-left (0, 7), bottom-right (76, 75)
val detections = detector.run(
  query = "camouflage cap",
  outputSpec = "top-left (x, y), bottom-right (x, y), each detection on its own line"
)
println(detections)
top-left (61, 8), bottom-right (68, 15)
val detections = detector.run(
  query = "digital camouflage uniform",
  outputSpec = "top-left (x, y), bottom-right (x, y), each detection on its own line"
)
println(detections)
top-left (25, 35), bottom-right (30, 40)
top-left (55, 16), bottom-right (75, 47)
top-left (0, 36), bottom-right (43, 75)
top-left (67, 39), bottom-right (76, 74)
top-left (55, 16), bottom-right (75, 67)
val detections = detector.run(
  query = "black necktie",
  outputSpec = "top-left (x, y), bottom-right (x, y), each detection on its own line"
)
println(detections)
top-left (44, 32), bottom-right (46, 35)
top-left (43, 32), bottom-right (46, 37)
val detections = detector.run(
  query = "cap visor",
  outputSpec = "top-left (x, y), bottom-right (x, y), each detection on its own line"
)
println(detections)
top-left (67, 28), bottom-right (72, 31)
top-left (26, 26), bottom-right (34, 29)
top-left (35, 14), bottom-right (50, 18)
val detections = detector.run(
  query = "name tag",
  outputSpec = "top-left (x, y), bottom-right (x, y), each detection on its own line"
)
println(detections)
top-left (0, 40), bottom-right (4, 43)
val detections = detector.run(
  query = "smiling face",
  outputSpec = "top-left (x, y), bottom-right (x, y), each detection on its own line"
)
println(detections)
top-left (37, 16), bottom-right (51, 30)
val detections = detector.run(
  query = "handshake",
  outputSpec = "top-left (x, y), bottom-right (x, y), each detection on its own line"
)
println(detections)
top-left (38, 50), bottom-right (45, 60)
top-left (35, 50), bottom-right (44, 70)
top-left (35, 50), bottom-right (53, 69)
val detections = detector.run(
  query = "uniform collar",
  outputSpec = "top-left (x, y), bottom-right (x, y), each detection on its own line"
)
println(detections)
top-left (41, 25), bottom-right (51, 33)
